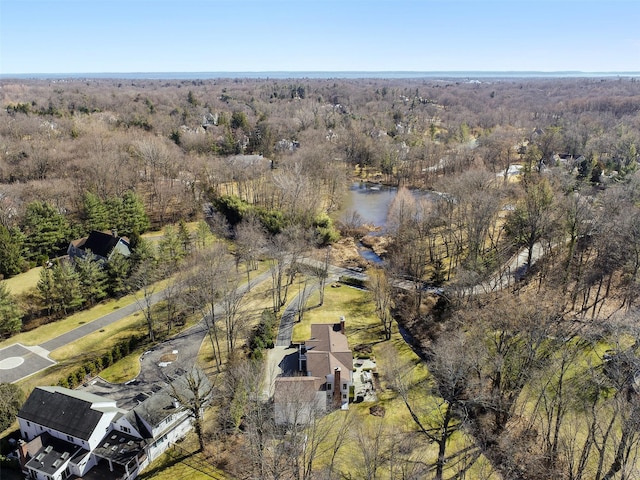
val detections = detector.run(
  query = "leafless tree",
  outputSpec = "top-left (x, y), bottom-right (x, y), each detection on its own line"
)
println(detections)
top-left (235, 214), bottom-right (266, 287)
top-left (368, 266), bottom-right (395, 340)
top-left (182, 242), bottom-right (234, 372)
top-left (130, 256), bottom-right (158, 342)
top-left (168, 367), bottom-right (214, 452)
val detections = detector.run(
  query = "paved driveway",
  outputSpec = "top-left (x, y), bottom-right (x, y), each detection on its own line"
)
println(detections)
top-left (0, 344), bottom-right (55, 383)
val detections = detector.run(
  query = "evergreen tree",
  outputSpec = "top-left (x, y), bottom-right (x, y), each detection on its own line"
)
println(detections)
top-left (0, 225), bottom-right (25, 278)
top-left (119, 191), bottom-right (150, 236)
top-left (158, 225), bottom-right (185, 273)
top-left (177, 219), bottom-right (192, 254)
top-left (22, 201), bottom-right (71, 263)
top-left (105, 251), bottom-right (131, 297)
top-left (52, 260), bottom-right (84, 314)
top-left (37, 265), bottom-right (56, 315)
top-left (74, 251), bottom-right (108, 305)
top-left (0, 282), bottom-right (22, 338)
top-left (39, 261), bottom-right (84, 315)
top-left (82, 192), bottom-right (110, 232)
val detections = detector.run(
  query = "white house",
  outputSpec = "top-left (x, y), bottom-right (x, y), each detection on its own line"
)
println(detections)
top-left (17, 369), bottom-right (210, 479)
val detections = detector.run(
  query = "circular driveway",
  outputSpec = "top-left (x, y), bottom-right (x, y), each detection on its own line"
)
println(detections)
top-left (0, 344), bottom-right (55, 383)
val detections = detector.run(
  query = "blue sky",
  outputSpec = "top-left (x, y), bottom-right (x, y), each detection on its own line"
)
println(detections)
top-left (1, 0), bottom-right (638, 74)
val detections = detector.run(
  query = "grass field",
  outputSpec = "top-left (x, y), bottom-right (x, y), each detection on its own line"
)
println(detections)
top-left (3, 266), bottom-right (42, 295)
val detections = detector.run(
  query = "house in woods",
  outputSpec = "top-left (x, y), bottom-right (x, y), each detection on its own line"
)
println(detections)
top-left (16, 369), bottom-right (211, 480)
top-left (274, 318), bottom-right (353, 425)
top-left (68, 230), bottom-right (131, 263)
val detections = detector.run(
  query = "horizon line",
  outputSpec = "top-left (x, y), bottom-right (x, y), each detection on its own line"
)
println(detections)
top-left (2, 71), bottom-right (640, 82)
top-left (3, 70), bottom-right (640, 75)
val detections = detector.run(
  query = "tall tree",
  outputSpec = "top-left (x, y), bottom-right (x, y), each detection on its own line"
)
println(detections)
top-left (168, 367), bottom-right (214, 452)
top-left (0, 282), bottom-right (22, 338)
top-left (0, 225), bottom-right (25, 278)
top-left (183, 242), bottom-right (234, 371)
top-left (130, 256), bottom-right (158, 342)
top-left (368, 267), bottom-right (395, 340)
top-left (82, 191), bottom-right (110, 232)
top-left (22, 201), bottom-right (71, 262)
top-left (505, 177), bottom-right (556, 268)
top-left (0, 383), bottom-right (24, 432)
top-left (74, 251), bottom-right (108, 305)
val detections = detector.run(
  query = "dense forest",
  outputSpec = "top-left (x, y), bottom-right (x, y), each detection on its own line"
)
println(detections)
top-left (2, 76), bottom-right (640, 479)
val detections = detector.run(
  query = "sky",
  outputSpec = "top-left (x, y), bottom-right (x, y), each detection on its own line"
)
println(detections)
top-left (1, 0), bottom-right (639, 74)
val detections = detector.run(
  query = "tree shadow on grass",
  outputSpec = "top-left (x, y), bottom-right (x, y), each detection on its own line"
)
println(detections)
top-left (137, 447), bottom-right (192, 479)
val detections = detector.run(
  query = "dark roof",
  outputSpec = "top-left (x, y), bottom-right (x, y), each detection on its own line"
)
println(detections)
top-left (125, 367), bottom-right (212, 435)
top-left (24, 433), bottom-right (87, 478)
top-left (80, 230), bottom-right (125, 259)
top-left (18, 387), bottom-right (118, 441)
top-left (93, 430), bottom-right (146, 466)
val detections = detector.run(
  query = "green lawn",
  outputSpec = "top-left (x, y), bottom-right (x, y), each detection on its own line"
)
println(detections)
top-left (0, 295), bottom-right (138, 349)
top-left (3, 266), bottom-right (42, 295)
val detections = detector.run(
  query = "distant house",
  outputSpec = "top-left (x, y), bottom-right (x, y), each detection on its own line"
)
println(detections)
top-left (17, 369), bottom-right (210, 480)
top-left (68, 230), bottom-right (131, 263)
top-left (274, 319), bottom-right (353, 425)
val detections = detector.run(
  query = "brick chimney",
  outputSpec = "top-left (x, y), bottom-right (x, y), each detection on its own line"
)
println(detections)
top-left (333, 367), bottom-right (342, 409)
top-left (340, 316), bottom-right (345, 335)
top-left (17, 439), bottom-right (30, 468)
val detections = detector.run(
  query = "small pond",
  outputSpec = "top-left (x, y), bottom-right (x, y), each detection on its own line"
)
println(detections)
top-left (339, 182), bottom-right (435, 262)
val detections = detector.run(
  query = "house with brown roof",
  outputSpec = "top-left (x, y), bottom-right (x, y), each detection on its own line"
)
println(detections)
top-left (274, 318), bottom-right (353, 425)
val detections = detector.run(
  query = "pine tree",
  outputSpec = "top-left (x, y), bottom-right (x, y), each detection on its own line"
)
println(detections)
top-left (74, 251), bottom-right (108, 305)
top-left (119, 191), bottom-right (150, 236)
top-left (105, 251), bottom-right (131, 297)
top-left (158, 225), bottom-right (185, 273)
top-left (177, 219), bottom-right (192, 254)
top-left (22, 201), bottom-right (71, 263)
top-left (37, 266), bottom-right (56, 315)
top-left (82, 192), bottom-right (110, 232)
top-left (0, 225), bottom-right (25, 278)
top-left (52, 260), bottom-right (85, 314)
top-left (0, 282), bottom-right (22, 338)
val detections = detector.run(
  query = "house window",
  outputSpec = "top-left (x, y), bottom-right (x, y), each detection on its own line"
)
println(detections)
top-left (343, 383), bottom-right (347, 390)
top-left (26, 421), bottom-right (31, 427)
top-left (121, 426), bottom-right (131, 434)
top-left (67, 435), bottom-right (73, 442)
top-left (327, 383), bottom-right (332, 391)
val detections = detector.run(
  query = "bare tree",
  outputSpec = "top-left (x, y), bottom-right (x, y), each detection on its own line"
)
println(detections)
top-left (182, 242), bottom-right (234, 372)
top-left (130, 256), bottom-right (158, 341)
top-left (235, 214), bottom-right (266, 288)
top-left (368, 267), bottom-right (395, 340)
top-left (168, 367), bottom-right (214, 452)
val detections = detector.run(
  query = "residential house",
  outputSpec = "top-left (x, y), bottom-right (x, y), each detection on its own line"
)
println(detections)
top-left (67, 230), bottom-right (131, 263)
top-left (274, 319), bottom-right (353, 425)
top-left (17, 368), bottom-right (210, 480)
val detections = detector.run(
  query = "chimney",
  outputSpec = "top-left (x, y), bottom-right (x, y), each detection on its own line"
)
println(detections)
top-left (333, 367), bottom-right (342, 409)
top-left (17, 439), bottom-right (29, 467)
top-left (339, 316), bottom-right (345, 335)
top-left (111, 228), bottom-right (117, 238)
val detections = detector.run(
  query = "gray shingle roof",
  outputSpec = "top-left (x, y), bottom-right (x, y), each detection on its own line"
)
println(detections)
top-left (18, 386), bottom-right (119, 441)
